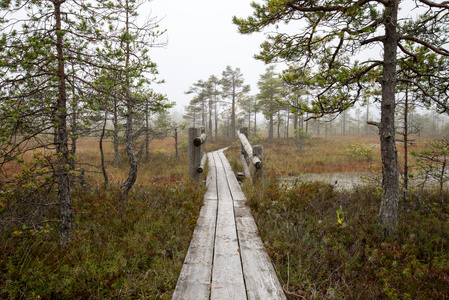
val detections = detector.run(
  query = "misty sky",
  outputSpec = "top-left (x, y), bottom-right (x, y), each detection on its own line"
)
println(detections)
top-left (149, 0), bottom-right (268, 112)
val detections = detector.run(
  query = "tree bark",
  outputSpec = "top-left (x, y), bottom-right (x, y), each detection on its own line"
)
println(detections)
top-left (277, 111), bottom-right (281, 139)
top-left (403, 85), bottom-right (409, 195)
top-left (254, 99), bottom-right (258, 137)
top-left (209, 97), bottom-right (213, 141)
top-left (214, 95), bottom-right (218, 141)
top-left (120, 1), bottom-right (137, 203)
top-left (69, 93), bottom-right (77, 187)
top-left (55, 0), bottom-right (72, 246)
top-left (145, 100), bottom-right (150, 160)
top-left (120, 96), bottom-right (137, 202)
top-left (378, 0), bottom-right (400, 237)
top-left (440, 155), bottom-right (446, 207)
top-left (231, 83), bottom-right (236, 139)
top-left (113, 97), bottom-right (120, 167)
top-left (174, 127), bottom-right (179, 158)
top-left (100, 109), bottom-right (109, 188)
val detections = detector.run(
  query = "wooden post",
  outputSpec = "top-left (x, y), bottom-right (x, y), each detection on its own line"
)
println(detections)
top-left (252, 145), bottom-right (263, 184)
top-left (240, 128), bottom-right (248, 164)
top-left (239, 128), bottom-right (251, 178)
top-left (189, 127), bottom-right (208, 182)
top-left (189, 127), bottom-right (201, 182)
top-left (240, 153), bottom-right (251, 179)
top-left (197, 152), bottom-right (207, 173)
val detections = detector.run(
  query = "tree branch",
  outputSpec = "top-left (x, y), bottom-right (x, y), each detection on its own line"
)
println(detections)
top-left (400, 35), bottom-right (449, 56)
top-left (417, 0), bottom-right (449, 9)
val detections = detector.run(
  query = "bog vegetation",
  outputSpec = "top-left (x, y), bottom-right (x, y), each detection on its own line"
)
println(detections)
top-left (2, 0), bottom-right (449, 298)
top-left (1, 134), bottom-right (448, 298)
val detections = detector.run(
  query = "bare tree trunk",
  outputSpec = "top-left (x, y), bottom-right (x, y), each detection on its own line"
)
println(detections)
top-left (305, 96), bottom-right (309, 133)
top-left (403, 85), bottom-right (409, 195)
top-left (145, 100), bottom-right (150, 160)
top-left (69, 63), bottom-right (78, 177)
top-left (269, 112), bottom-right (274, 144)
top-left (69, 92), bottom-right (77, 187)
top-left (214, 98), bottom-right (218, 140)
top-left (440, 155), bottom-right (446, 207)
top-left (120, 1), bottom-right (137, 203)
top-left (120, 97), bottom-right (137, 202)
top-left (378, 0), bottom-right (400, 237)
top-left (113, 98), bottom-right (120, 167)
top-left (174, 127), bottom-right (179, 158)
top-left (55, 1), bottom-right (71, 246)
top-left (209, 97), bottom-right (213, 141)
top-left (100, 110), bottom-right (109, 188)
top-left (202, 96), bottom-right (206, 128)
top-left (365, 100), bottom-right (370, 135)
top-left (254, 102), bottom-right (258, 137)
top-left (293, 100), bottom-right (298, 146)
top-left (277, 111), bottom-right (281, 140)
top-left (231, 90), bottom-right (236, 139)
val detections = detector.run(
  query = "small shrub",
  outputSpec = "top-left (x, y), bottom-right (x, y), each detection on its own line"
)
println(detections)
top-left (178, 138), bottom-right (189, 152)
top-left (348, 143), bottom-right (374, 161)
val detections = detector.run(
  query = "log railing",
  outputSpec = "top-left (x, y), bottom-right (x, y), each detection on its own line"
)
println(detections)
top-left (238, 127), bottom-right (263, 184)
top-left (188, 127), bottom-right (207, 182)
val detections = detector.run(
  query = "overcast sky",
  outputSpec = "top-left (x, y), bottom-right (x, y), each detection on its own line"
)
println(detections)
top-left (148, 0), bottom-right (268, 113)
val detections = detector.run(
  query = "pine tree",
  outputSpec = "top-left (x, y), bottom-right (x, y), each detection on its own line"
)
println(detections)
top-left (234, 0), bottom-right (449, 237)
top-left (221, 66), bottom-right (250, 139)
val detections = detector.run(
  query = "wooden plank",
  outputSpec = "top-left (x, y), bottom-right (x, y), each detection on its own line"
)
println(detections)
top-left (211, 152), bottom-right (247, 300)
top-left (234, 201), bottom-right (287, 300)
top-left (205, 153), bottom-right (217, 200)
top-left (173, 199), bottom-right (218, 300)
top-left (218, 152), bottom-right (246, 201)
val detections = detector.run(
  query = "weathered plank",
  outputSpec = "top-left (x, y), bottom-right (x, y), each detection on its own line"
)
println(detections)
top-left (234, 201), bottom-right (287, 300)
top-left (172, 199), bottom-right (218, 300)
top-left (211, 152), bottom-right (247, 300)
top-left (218, 152), bottom-right (246, 201)
top-left (175, 148), bottom-right (285, 300)
top-left (204, 153), bottom-right (217, 200)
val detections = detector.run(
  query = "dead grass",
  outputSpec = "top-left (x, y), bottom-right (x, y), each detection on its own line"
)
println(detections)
top-left (1, 134), bottom-right (437, 185)
top-left (225, 135), bottom-right (438, 179)
top-left (72, 137), bottom-right (188, 186)
top-left (225, 136), bottom-right (382, 177)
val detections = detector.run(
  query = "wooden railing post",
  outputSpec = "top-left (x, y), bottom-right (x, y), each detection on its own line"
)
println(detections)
top-left (189, 127), bottom-right (207, 182)
top-left (239, 127), bottom-right (250, 179)
top-left (238, 128), bottom-right (263, 183)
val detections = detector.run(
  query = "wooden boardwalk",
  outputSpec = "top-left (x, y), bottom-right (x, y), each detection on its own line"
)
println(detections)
top-left (173, 149), bottom-right (286, 300)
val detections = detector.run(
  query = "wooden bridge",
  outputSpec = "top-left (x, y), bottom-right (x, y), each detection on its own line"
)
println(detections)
top-left (173, 149), bottom-right (286, 299)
